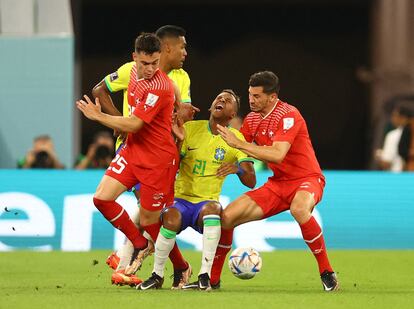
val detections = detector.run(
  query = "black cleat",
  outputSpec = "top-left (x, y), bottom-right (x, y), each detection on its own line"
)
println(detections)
top-left (182, 273), bottom-right (211, 291)
top-left (136, 272), bottom-right (164, 290)
top-left (320, 271), bottom-right (339, 291)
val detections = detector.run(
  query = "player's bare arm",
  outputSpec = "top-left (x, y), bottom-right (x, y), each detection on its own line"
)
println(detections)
top-left (217, 124), bottom-right (291, 164)
top-left (76, 95), bottom-right (144, 133)
top-left (216, 161), bottom-right (256, 188)
top-left (92, 80), bottom-right (122, 117)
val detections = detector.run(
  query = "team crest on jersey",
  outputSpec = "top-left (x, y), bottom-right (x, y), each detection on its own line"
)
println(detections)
top-left (145, 93), bottom-right (159, 109)
top-left (109, 72), bottom-right (118, 82)
top-left (283, 117), bottom-right (294, 130)
top-left (214, 147), bottom-right (226, 161)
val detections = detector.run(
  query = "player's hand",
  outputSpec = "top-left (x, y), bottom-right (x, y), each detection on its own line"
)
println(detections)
top-left (76, 95), bottom-right (102, 121)
top-left (217, 124), bottom-right (242, 148)
top-left (216, 162), bottom-right (238, 177)
top-left (178, 103), bottom-right (199, 122)
top-left (172, 112), bottom-right (185, 141)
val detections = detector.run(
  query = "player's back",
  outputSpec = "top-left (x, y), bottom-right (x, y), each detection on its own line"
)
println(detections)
top-left (125, 69), bottom-right (177, 169)
top-left (241, 100), bottom-right (322, 180)
top-left (175, 120), bottom-right (250, 203)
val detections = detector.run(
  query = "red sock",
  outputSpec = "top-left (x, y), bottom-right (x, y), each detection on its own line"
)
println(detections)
top-left (210, 228), bottom-right (233, 285)
top-left (93, 197), bottom-right (147, 249)
top-left (169, 243), bottom-right (188, 270)
top-left (141, 221), bottom-right (161, 244)
top-left (142, 222), bottom-right (188, 270)
top-left (300, 216), bottom-right (333, 274)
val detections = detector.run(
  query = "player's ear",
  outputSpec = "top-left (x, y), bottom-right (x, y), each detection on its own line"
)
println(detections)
top-left (132, 52), bottom-right (137, 62)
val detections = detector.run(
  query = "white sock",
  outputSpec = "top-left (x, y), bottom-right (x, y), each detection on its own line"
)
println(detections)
top-left (199, 215), bottom-right (221, 277)
top-left (116, 204), bottom-right (141, 271)
top-left (153, 226), bottom-right (176, 278)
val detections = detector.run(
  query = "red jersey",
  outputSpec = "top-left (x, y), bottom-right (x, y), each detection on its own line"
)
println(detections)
top-left (124, 68), bottom-right (177, 168)
top-left (240, 100), bottom-right (323, 181)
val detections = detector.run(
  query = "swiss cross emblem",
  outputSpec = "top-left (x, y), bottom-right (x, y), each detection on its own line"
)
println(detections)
top-left (269, 130), bottom-right (274, 138)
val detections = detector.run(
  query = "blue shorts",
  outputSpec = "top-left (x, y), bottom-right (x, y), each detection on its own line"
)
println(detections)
top-left (166, 198), bottom-right (215, 234)
top-left (116, 142), bottom-right (141, 192)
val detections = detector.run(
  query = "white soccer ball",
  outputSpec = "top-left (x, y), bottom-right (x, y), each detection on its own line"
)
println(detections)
top-left (228, 247), bottom-right (262, 279)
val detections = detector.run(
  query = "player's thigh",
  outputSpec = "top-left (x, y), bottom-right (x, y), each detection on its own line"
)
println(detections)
top-left (94, 175), bottom-right (128, 200)
top-left (221, 194), bottom-right (264, 229)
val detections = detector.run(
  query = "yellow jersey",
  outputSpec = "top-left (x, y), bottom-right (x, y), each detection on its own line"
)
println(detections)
top-left (104, 61), bottom-right (192, 149)
top-left (175, 120), bottom-right (252, 203)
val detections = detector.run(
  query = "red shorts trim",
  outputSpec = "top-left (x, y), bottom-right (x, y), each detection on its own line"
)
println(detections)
top-left (105, 151), bottom-right (178, 212)
top-left (245, 176), bottom-right (325, 219)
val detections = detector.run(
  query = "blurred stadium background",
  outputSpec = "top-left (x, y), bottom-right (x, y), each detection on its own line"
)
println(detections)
top-left (0, 1), bottom-right (414, 307)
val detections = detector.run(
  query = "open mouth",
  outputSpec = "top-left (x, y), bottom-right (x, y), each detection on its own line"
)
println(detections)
top-left (214, 103), bottom-right (224, 111)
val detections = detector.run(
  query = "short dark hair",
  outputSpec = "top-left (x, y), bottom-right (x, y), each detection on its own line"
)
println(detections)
top-left (134, 33), bottom-right (161, 54)
top-left (155, 25), bottom-right (186, 39)
top-left (221, 89), bottom-right (240, 111)
top-left (249, 71), bottom-right (280, 95)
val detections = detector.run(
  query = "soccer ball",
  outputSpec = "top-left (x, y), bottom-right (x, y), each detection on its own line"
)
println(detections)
top-left (228, 247), bottom-right (262, 279)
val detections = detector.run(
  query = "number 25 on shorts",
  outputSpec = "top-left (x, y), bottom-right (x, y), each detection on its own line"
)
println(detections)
top-left (109, 154), bottom-right (128, 174)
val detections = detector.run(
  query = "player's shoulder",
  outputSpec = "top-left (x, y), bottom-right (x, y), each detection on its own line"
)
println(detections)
top-left (169, 68), bottom-right (190, 78)
top-left (277, 100), bottom-right (299, 115)
top-left (117, 61), bottom-right (135, 73)
top-left (184, 120), bottom-right (208, 132)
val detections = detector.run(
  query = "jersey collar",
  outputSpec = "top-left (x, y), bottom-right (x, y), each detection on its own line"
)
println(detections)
top-left (261, 99), bottom-right (279, 119)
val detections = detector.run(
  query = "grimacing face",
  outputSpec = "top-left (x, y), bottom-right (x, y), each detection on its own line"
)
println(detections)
top-left (248, 86), bottom-right (275, 113)
top-left (210, 92), bottom-right (237, 119)
top-left (133, 51), bottom-right (161, 79)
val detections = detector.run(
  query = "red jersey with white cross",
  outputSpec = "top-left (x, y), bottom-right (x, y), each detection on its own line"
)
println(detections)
top-left (123, 68), bottom-right (177, 168)
top-left (240, 100), bottom-right (323, 181)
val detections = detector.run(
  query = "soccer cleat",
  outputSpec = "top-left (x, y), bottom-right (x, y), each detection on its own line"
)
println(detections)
top-left (111, 270), bottom-right (143, 287)
top-left (136, 272), bottom-right (164, 290)
top-left (320, 271), bottom-right (340, 291)
top-left (182, 273), bottom-right (211, 291)
top-left (106, 252), bottom-right (120, 270)
top-left (211, 280), bottom-right (221, 290)
top-left (171, 264), bottom-right (192, 290)
top-left (124, 240), bottom-right (154, 275)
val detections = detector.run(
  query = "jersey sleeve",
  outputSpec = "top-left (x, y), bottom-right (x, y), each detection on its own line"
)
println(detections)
top-left (104, 62), bottom-right (133, 93)
top-left (240, 119), bottom-right (254, 143)
top-left (133, 89), bottom-right (167, 124)
top-left (272, 110), bottom-right (303, 144)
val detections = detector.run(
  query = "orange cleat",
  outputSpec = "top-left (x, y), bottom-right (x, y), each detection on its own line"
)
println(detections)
top-left (111, 270), bottom-right (143, 287)
top-left (106, 252), bottom-right (120, 270)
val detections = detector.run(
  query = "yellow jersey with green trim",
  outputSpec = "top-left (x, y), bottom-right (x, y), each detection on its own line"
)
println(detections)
top-left (104, 61), bottom-right (191, 149)
top-left (174, 120), bottom-right (252, 203)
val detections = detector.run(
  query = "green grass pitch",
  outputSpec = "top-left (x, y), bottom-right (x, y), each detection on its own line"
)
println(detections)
top-left (1, 250), bottom-right (413, 309)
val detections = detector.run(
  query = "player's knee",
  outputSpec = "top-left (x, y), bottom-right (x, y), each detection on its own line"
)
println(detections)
top-left (200, 202), bottom-right (222, 217)
top-left (161, 208), bottom-right (181, 232)
top-left (290, 203), bottom-right (309, 223)
top-left (220, 210), bottom-right (235, 230)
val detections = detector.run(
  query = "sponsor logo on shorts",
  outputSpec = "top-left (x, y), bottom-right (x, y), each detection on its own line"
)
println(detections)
top-left (153, 192), bottom-right (164, 201)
